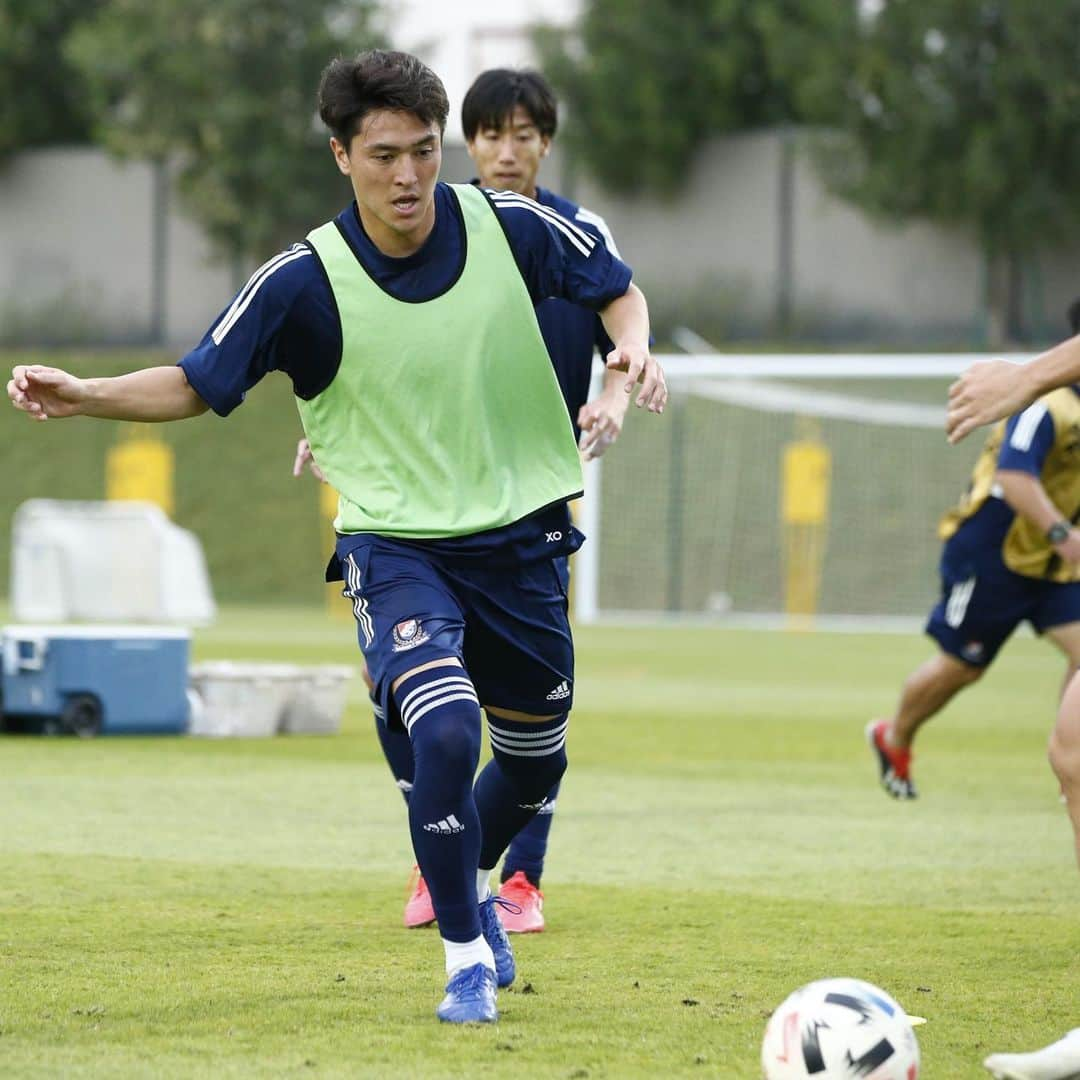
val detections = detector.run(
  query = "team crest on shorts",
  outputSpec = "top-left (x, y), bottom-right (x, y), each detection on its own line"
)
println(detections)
top-left (392, 617), bottom-right (430, 652)
top-left (961, 640), bottom-right (985, 662)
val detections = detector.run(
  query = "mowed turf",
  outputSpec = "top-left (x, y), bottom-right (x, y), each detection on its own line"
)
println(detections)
top-left (1, 609), bottom-right (1078, 1078)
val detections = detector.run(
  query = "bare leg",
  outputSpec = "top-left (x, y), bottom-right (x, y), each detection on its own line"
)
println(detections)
top-left (888, 650), bottom-right (982, 750)
top-left (1044, 623), bottom-right (1080, 869)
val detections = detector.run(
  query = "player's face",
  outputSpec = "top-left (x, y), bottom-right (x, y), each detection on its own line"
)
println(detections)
top-left (331, 109), bottom-right (442, 257)
top-left (466, 105), bottom-right (550, 200)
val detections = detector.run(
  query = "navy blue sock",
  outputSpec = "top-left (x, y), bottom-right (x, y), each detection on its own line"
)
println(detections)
top-left (502, 778), bottom-right (560, 886)
top-left (372, 695), bottom-right (415, 804)
top-left (474, 713), bottom-right (568, 872)
top-left (395, 666), bottom-right (483, 943)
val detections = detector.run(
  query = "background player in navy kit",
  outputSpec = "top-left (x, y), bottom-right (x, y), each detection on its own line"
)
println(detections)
top-left (870, 312), bottom-right (1080, 802)
top-left (296, 68), bottom-right (634, 934)
top-left (8, 50), bottom-right (667, 1025)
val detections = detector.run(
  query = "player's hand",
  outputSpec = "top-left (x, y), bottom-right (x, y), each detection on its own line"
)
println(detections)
top-left (7, 365), bottom-right (87, 421)
top-left (1054, 530), bottom-right (1080, 566)
top-left (292, 437), bottom-right (326, 482)
top-left (577, 387), bottom-right (630, 461)
top-left (946, 360), bottom-right (1036, 444)
top-left (605, 344), bottom-right (667, 413)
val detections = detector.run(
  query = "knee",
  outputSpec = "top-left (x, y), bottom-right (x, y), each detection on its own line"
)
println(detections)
top-left (412, 710), bottom-right (481, 774)
top-left (488, 713), bottom-right (568, 794)
top-left (1049, 726), bottom-right (1080, 787)
top-left (934, 655), bottom-right (983, 689)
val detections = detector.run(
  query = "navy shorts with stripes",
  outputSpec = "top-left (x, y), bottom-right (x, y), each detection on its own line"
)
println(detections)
top-left (926, 535), bottom-right (1080, 667)
top-left (334, 532), bottom-right (575, 728)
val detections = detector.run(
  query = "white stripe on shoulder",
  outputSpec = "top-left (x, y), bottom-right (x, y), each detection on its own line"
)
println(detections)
top-left (1009, 402), bottom-right (1049, 452)
top-left (489, 191), bottom-right (596, 258)
top-left (490, 190), bottom-right (596, 249)
top-left (574, 207), bottom-right (621, 258)
top-left (211, 245), bottom-right (311, 346)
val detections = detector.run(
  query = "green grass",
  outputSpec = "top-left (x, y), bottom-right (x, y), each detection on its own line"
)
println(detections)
top-left (2, 610), bottom-right (1078, 1077)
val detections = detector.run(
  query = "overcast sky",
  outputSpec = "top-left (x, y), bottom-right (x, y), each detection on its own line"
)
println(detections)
top-left (386, 0), bottom-right (582, 142)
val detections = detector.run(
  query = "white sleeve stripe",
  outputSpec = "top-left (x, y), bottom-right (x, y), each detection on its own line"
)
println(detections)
top-left (214, 245), bottom-right (302, 333)
top-left (491, 191), bottom-right (596, 250)
top-left (211, 247), bottom-right (312, 346)
top-left (574, 207), bottom-right (621, 258)
top-left (490, 192), bottom-right (596, 257)
top-left (1009, 402), bottom-right (1049, 452)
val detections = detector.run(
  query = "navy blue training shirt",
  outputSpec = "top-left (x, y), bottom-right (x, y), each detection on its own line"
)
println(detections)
top-left (529, 185), bottom-right (617, 433)
top-left (179, 182), bottom-right (632, 420)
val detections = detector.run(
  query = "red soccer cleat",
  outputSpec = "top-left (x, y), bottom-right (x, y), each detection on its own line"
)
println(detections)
top-left (866, 720), bottom-right (917, 800)
top-left (497, 871), bottom-right (545, 933)
top-left (403, 866), bottom-right (436, 929)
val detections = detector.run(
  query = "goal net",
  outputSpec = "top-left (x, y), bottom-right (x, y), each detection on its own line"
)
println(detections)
top-left (573, 353), bottom-right (1027, 627)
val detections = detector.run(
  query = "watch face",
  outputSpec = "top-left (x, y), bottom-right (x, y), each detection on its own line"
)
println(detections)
top-left (1048, 523), bottom-right (1070, 543)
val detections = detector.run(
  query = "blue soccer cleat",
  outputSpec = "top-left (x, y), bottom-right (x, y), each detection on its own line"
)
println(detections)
top-left (479, 895), bottom-right (520, 988)
top-left (436, 962), bottom-right (498, 1024)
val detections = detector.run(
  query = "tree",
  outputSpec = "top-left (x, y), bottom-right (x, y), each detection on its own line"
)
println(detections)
top-left (0, 0), bottom-right (107, 157)
top-left (66, 0), bottom-right (386, 266)
top-left (812, 0), bottom-right (1080, 344)
top-left (534, 0), bottom-right (851, 197)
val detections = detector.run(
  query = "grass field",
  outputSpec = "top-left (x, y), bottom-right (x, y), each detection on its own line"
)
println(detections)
top-left (2, 609), bottom-right (1078, 1078)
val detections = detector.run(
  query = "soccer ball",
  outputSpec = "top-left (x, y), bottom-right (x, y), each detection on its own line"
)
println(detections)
top-left (761, 977), bottom-right (920, 1080)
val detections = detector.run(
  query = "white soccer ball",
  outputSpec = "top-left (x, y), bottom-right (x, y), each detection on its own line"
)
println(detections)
top-left (761, 977), bottom-right (920, 1080)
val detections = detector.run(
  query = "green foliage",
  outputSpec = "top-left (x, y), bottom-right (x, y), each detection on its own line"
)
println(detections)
top-left (535, 0), bottom-right (852, 195)
top-left (814, 0), bottom-right (1080, 258)
top-left (0, 0), bottom-right (106, 157)
top-left (1, 617), bottom-right (1077, 1075)
top-left (65, 0), bottom-right (385, 264)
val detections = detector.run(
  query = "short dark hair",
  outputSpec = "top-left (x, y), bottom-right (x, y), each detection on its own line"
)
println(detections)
top-left (461, 68), bottom-right (558, 142)
top-left (1069, 297), bottom-right (1080, 335)
top-left (318, 50), bottom-right (449, 147)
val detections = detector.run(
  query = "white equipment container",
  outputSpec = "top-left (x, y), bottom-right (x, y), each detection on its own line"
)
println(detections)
top-left (188, 661), bottom-right (353, 737)
top-left (280, 665), bottom-right (355, 735)
top-left (10, 499), bottom-right (215, 625)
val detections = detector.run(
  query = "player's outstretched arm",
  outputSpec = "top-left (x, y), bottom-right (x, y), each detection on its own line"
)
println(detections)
top-left (598, 283), bottom-right (666, 413)
top-left (8, 364), bottom-right (208, 423)
top-left (947, 335), bottom-right (1080, 444)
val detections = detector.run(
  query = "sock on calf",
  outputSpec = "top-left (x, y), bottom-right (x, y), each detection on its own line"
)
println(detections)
top-left (395, 665), bottom-right (484, 942)
top-left (474, 712), bottom-right (568, 871)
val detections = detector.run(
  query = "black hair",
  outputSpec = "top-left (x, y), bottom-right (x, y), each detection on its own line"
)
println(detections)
top-left (1068, 297), bottom-right (1080, 335)
top-left (317, 49), bottom-right (449, 147)
top-left (461, 68), bottom-right (558, 142)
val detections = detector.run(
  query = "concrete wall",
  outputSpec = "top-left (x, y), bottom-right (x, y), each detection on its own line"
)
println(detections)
top-left (0, 147), bottom-right (235, 347)
top-left (2, 136), bottom-right (1077, 349)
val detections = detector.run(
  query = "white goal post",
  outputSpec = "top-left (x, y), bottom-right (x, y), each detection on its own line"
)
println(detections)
top-left (573, 352), bottom-right (1033, 626)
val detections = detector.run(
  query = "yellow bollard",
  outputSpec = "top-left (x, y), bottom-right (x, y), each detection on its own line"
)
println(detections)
top-left (780, 419), bottom-right (831, 630)
top-left (106, 424), bottom-right (175, 516)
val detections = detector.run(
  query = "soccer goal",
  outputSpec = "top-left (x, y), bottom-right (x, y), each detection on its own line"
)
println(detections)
top-left (573, 352), bottom-right (1031, 628)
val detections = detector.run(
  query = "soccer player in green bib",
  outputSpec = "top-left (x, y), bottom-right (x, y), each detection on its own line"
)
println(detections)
top-left (7, 50), bottom-right (667, 1024)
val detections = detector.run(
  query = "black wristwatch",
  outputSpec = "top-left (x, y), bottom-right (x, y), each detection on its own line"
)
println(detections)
top-left (1047, 520), bottom-right (1071, 545)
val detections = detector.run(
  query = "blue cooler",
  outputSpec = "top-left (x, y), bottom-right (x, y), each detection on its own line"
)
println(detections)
top-left (0, 625), bottom-right (191, 736)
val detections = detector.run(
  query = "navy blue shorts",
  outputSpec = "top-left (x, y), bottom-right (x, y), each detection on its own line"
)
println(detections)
top-left (336, 536), bottom-right (574, 727)
top-left (926, 537), bottom-right (1080, 667)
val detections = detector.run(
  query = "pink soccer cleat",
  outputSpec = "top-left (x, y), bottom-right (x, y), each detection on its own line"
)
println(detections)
top-left (497, 871), bottom-right (545, 933)
top-left (403, 866), bottom-right (436, 929)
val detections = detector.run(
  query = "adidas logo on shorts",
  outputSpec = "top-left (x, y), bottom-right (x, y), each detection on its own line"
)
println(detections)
top-left (423, 814), bottom-right (465, 835)
top-left (546, 680), bottom-right (570, 701)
